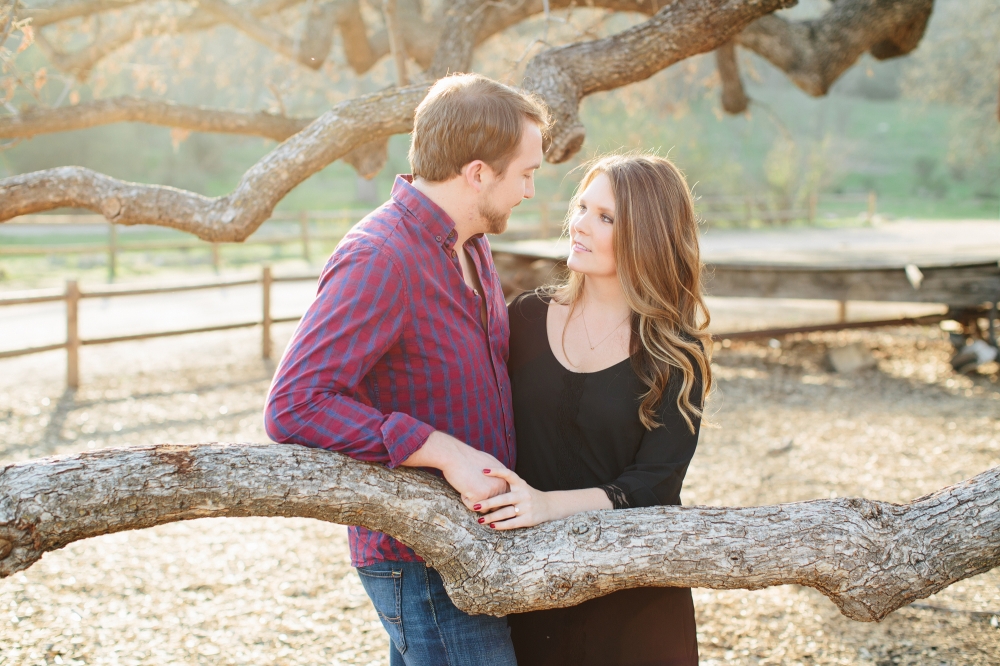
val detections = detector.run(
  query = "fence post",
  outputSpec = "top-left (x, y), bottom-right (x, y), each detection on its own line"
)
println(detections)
top-left (262, 265), bottom-right (272, 360)
top-left (66, 280), bottom-right (80, 389)
top-left (837, 300), bottom-right (847, 324)
top-left (211, 243), bottom-right (221, 273)
top-left (808, 192), bottom-right (818, 224)
top-left (299, 211), bottom-right (311, 263)
top-left (538, 201), bottom-right (550, 239)
top-left (107, 223), bottom-right (118, 282)
top-left (867, 190), bottom-right (877, 224)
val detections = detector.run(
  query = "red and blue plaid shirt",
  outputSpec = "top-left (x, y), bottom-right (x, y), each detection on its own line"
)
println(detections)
top-left (264, 175), bottom-right (515, 567)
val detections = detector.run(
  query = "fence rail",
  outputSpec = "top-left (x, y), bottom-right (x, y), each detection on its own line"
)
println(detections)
top-left (0, 193), bottom-right (886, 278)
top-left (0, 266), bottom-right (318, 388)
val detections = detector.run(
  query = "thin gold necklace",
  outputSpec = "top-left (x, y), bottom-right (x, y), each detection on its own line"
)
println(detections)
top-left (580, 301), bottom-right (630, 351)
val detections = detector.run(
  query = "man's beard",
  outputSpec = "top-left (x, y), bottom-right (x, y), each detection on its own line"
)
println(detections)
top-left (478, 186), bottom-right (511, 235)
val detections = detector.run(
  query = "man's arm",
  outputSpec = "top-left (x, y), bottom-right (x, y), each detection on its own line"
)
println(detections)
top-left (264, 245), bottom-right (506, 503)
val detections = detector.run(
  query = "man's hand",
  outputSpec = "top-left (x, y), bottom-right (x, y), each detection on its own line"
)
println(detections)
top-left (400, 431), bottom-right (509, 509)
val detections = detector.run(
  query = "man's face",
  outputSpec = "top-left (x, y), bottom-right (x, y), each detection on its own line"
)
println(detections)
top-left (478, 119), bottom-right (544, 234)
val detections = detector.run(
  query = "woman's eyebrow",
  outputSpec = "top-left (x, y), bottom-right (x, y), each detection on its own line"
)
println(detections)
top-left (579, 196), bottom-right (615, 215)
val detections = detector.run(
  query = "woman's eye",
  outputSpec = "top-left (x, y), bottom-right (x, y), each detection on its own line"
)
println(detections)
top-left (601, 215), bottom-right (614, 224)
top-left (577, 203), bottom-right (587, 212)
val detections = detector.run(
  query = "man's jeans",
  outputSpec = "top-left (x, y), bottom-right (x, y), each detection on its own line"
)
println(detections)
top-left (356, 561), bottom-right (517, 666)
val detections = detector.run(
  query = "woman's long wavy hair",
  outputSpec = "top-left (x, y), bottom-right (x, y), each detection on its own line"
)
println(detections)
top-left (548, 153), bottom-right (712, 432)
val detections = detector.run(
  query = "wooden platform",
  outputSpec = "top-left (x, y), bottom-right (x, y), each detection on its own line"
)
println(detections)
top-left (491, 220), bottom-right (1000, 308)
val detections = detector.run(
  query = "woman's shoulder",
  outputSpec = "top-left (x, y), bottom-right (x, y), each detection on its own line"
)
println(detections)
top-left (508, 290), bottom-right (551, 322)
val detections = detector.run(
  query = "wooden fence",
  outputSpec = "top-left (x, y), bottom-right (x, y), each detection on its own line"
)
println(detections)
top-left (0, 266), bottom-right (318, 388)
top-left (0, 193), bottom-right (880, 280)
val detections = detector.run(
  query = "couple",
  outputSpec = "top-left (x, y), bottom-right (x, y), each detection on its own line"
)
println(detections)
top-left (264, 73), bottom-right (712, 666)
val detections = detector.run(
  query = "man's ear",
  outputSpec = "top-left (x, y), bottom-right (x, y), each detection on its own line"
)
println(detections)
top-left (462, 160), bottom-right (487, 193)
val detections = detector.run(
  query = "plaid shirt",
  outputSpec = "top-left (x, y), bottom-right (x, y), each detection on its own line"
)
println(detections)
top-left (264, 175), bottom-right (515, 567)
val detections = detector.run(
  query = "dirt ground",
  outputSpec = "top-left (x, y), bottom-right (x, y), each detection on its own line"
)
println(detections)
top-left (1, 315), bottom-right (999, 665)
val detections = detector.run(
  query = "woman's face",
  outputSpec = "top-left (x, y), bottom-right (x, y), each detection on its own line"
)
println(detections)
top-left (567, 172), bottom-right (617, 279)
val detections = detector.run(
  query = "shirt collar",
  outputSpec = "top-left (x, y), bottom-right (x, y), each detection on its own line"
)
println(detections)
top-left (391, 175), bottom-right (459, 252)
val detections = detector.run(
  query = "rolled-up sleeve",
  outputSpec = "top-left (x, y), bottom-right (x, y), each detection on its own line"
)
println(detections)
top-left (264, 244), bottom-right (434, 467)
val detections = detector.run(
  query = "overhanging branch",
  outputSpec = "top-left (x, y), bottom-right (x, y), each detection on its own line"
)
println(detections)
top-left (522, 0), bottom-right (796, 163)
top-left (0, 96), bottom-right (312, 140)
top-left (0, 84), bottom-right (429, 237)
top-left (736, 0), bottom-right (935, 97)
top-left (1, 442), bottom-right (998, 622)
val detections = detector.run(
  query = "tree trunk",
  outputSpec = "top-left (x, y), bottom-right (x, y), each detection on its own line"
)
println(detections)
top-left (2, 443), bottom-right (998, 623)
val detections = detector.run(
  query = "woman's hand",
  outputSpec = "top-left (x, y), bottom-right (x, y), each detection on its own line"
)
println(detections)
top-left (472, 467), bottom-right (554, 530)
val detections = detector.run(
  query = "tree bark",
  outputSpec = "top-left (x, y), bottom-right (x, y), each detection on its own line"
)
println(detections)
top-left (1, 442), bottom-right (998, 623)
top-left (736, 0), bottom-right (935, 97)
top-left (0, 85), bottom-right (428, 237)
top-left (522, 0), bottom-right (796, 163)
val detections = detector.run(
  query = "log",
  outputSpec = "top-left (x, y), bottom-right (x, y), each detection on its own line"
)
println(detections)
top-left (1, 443), bottom-right (998, 622)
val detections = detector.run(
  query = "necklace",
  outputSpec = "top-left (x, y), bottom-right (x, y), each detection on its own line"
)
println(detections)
top-left (580, 302), bottom-right (630, 351)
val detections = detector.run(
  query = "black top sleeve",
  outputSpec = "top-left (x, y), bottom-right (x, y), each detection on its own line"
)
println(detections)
top-left (596, 374), bottom-right (702, 509)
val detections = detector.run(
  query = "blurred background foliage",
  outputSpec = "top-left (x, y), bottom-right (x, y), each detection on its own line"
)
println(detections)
top-left (0, 0), bottom-right (997, 219)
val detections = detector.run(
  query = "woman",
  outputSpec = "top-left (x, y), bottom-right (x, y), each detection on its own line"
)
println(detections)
top-left (474, 153), bottom-right (712, 666)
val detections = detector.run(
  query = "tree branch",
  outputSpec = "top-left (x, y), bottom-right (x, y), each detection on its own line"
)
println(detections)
top-left (0, 84), bottom-right (429, 238)
top-left (197, 0), bottom-right (310, 68)
top-left (1, 442), bottom-right (998, 623)
top-left (736, 0), bottom-right (935, 97)
top-left (522, 0), bottom-right (796, 163)
top-left (716, 40), bottom-right (749, 114)
top-left (36, 0), bottom-right (308, 79)
top-left (19, 0), bottom-right (145, 29)
top-left (0, 95), bottom-right (311, 140)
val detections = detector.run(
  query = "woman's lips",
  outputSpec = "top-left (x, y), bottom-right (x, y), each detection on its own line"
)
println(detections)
top-left (571, 241), bottom-right (590, 253)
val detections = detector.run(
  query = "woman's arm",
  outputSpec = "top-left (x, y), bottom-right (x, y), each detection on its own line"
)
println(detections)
top-left (473, 468), bottom-right (612, 529)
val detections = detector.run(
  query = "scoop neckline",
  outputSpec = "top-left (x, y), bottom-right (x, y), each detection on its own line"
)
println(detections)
top-left (541, 296), bottom-right (632, 376)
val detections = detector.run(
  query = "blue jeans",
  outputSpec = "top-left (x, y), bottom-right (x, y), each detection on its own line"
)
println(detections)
top-left (356, 561), bottom-right (517, 666)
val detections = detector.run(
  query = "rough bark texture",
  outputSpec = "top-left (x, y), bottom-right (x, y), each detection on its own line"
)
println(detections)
top-left (1, 443), bottom-right (997, 622)
top-left (736, 0), bottom-right (935, 96)
top-left (521, 0), bottom-right (796, 163)
top-left (0, 85), bottom-right (428, 238)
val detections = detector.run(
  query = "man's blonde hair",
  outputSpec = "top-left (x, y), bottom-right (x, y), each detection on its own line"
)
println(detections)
top-left (409, 73), bottom-right (551, 183)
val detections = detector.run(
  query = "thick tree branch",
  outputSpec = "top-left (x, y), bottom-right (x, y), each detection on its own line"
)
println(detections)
top-left (716, 40), bottom-right (749, 114)
top-left (736, 0), bottom-right (935, 96)
top-left (0, 95), bottom-right (311, 140)
top-left (0, 84), bottom-right (429, 238)
top-left (1, 442), bottom-right (998, 623)
top-left (522, 0), bottom-right (796, 163)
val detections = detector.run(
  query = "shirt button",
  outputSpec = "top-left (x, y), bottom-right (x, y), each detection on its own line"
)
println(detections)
top-left (452, 251), bottom-right (457, 258)
top-left (435, 235), bottom-right (442, 242)
top-left (473, 289), bottom-right (479, 296)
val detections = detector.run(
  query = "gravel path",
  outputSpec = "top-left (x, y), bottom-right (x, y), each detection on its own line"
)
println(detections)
top-left (1, 312), bottom-right (999, 665)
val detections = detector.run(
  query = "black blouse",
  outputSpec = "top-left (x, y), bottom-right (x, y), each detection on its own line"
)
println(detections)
top-left (508, 292), bottom-right (701, 508)
top-left (506, 292), bottom-right (703, 666)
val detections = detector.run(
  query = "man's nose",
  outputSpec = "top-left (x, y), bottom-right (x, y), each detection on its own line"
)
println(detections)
top-left (524, 178), bottom-right (535, 200)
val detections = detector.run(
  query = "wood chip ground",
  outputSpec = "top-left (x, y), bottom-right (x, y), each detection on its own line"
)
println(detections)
top-left (1, 317), bottom-right (999, 665)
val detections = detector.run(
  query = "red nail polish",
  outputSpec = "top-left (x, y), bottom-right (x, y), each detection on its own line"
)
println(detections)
top-left (478, 517), bottom-right (485, 524)
top-left (489, 523), bottom-right (495, 529)
top-left (483, 469), bottom-right (491, 474)
top-left (473, 504), bottom-right (481, 511)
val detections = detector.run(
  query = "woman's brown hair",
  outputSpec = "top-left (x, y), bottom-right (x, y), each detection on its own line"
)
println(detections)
top-left (549, 153), bottom-right (712, 432)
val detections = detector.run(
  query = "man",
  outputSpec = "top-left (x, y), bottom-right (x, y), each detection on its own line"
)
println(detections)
top-left (264, 73), bottom-right (549, 665)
